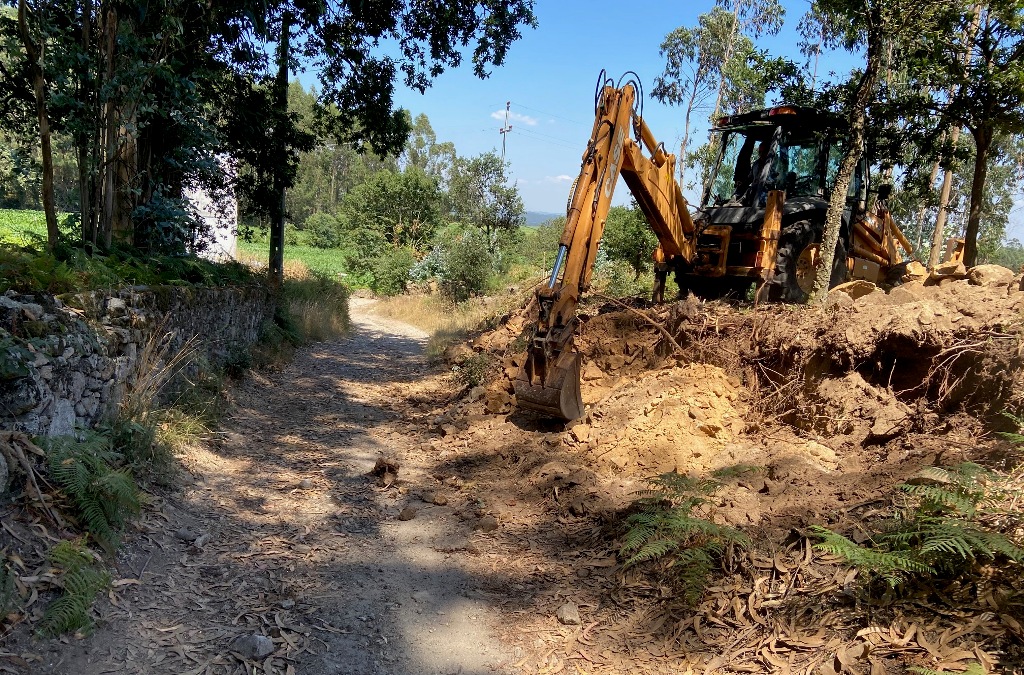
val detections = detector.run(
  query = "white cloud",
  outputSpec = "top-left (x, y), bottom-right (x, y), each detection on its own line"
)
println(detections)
top-left (490, 110), bottom-right (538, 126)
top-left (544, 175), bottom-right (573, 183)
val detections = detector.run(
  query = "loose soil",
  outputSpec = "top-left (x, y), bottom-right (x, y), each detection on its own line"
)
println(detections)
top-left (2, 271), bottom-right (1024, 675)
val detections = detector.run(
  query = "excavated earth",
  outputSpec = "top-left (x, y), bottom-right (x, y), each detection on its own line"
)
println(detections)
top-left (0, 269), bottom-right (1022, 675)
top-left (442, 266), bottom-right (1024, 673)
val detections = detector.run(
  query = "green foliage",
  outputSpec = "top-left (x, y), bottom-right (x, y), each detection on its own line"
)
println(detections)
top-left (0, 233), bottom-right (259, 295)
top-left (620, 472), bottom-right (749, 604)
top-left (44, 433), bottom-right (141, 551)
top-left (447, 152), bottom-right (525, 249)
top-left (306, 212), bottom-right (342, 250)
top-left (414, 229), bottom-right (495, 303)
top-left (601, 205), bottom-right (658, 280)
top-left (341, 168), bottom-right (442, 253)
top-left (38, 540), bottom-right (110, 637)
top-left (0, 331), bottom-right (34, 380)
top-left (107, 417), bottom-right (161, 477)
top-left (998, 412), bottom-right (1024, 446)
top-left (452, 353), bottom-right (492, 389)
top-left (811, 463), bottom-right (1024, 588)
top-left (523, 217), bottom-right (566, 271)
top-left (592, 250), bottom-right (652, 298)
top-left (370, 247), bottom-right (417, 296)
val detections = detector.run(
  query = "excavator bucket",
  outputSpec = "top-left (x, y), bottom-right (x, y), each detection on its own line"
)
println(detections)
top-left (513, 349), bottom-right (584, 421)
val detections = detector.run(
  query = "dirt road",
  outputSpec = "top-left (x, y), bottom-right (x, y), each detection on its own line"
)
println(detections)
top-left (28, 298), bottom-right (516, 675)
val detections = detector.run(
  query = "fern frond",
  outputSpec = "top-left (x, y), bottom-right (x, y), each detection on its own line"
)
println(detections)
top-left (998, 412), bottom-right (1024, 445)
top-left (620, 518), bottom-right (659, 556)
top-left (44, 432), bottom-right (140, 550)
top-left (39, 540), bottom-right (110, 637)
top-left (809, 526), bottom-right (933, 585)
top-left (900, 483), bottom-right (979, 517)
top-left (619, 471), bottom-right (747, 603)
top-left (624, 538), bottom-right (679, 567)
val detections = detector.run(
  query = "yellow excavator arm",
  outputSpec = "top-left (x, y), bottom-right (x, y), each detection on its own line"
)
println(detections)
top-left (514, 76), bottom-right (697, 420)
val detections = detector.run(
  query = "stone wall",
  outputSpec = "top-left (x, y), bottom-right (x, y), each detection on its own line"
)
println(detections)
top-left (0, 285), bottom-right (274, 437)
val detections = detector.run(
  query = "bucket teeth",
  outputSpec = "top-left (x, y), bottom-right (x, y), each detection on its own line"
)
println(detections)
top-left (514, 352), bottom-right (584, 421)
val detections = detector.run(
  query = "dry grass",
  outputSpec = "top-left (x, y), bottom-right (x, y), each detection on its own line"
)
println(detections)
top-left (373, 291), bottom-right (526, 360)
top-left (281, 261), bottom-right (350, 342)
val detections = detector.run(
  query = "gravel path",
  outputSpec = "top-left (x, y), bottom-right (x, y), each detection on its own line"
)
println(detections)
top-left (26, 298), bottom-right (513, 675)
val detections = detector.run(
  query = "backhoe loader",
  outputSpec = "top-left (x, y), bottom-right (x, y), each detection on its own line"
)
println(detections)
top-left (514, 71), bottom-right (916, 421)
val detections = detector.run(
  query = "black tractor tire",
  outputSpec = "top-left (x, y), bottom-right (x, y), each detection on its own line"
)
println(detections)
top-left (772, 220), bottom-right (848, 302)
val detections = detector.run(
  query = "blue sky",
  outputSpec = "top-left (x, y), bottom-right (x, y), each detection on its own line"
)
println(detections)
top-left (339, 1), bottom-right (1024, 239)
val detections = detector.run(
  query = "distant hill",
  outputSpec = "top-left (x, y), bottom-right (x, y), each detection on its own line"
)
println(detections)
top-left (524, 211), bottom-right (561, 227)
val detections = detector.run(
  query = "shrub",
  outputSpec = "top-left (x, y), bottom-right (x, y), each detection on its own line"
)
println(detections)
top-left (439, 229), bottom-right (492, 302)
top-left (592, 249), bottom-right (652, 298)
top-left (452, 352), bottom-right (492, 388)
top-left (306, 212), bottom-right (341, 249)
top-left (370, 247), bottom-right (416, 296)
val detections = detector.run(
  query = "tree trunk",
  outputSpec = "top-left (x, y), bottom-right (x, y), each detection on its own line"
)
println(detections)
top-left (77, 0), bottom-right (93, 248)
top-left (928, 6), bottom-right (980, 269)
top-left (914, 152), bottom-right (942, 253)
top-left (928, 124), bottom-right (962, 270)
top-left (99, 6), bottom-right (117, 250)
top-left (269, 11), bottom-right (291, 288)
top-left (963, 125), bottom-right (991, 267)
top-left (679, 86), bottom-right (698, 185)
top-left (811, 3), bottom-right (883, 303)
top-left (18, 0), bottom-right (59, 251)
top-left (711, 0), bottom-right (743, 122)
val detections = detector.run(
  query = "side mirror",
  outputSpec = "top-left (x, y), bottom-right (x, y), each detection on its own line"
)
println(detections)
top-left (876, 183), bottom-right (893, 201)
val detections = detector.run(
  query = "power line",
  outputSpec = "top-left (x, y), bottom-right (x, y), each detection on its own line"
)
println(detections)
top-left (508, 129), bottom-right (579, 152)
top-left (509, 126), bottom-right (580, 150)
top-left (507, 101), bottom-right (590, 127)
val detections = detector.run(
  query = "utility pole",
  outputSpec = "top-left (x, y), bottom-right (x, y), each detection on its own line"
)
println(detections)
top-left (499, 101), bottom-right (512, 162)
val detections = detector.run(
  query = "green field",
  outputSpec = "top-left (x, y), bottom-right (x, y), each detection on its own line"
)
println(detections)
top-left (1, 210), bottom-right (352, 279)
top-left (0, 209), bottom-right (49, 245)
top-left (237, 238), bottom-right (353, 279)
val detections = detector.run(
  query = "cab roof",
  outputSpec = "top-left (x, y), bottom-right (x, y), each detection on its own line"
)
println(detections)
top-left (713, 105), bottom-right (845, 132)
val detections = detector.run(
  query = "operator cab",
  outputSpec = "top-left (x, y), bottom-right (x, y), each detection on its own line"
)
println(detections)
top-left (700, 105), bottom-right (864, 214)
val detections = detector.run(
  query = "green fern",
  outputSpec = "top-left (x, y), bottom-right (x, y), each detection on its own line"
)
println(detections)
top-left (38, 540), bottom-right (110, 637)
top-left (44, 433), bottom-right (141, 551)
top-left (811, 462), bottom-right (1023, 589)
top-left (621, 472), bottom-right (749, 604)
top-left (810, 526), bottom-right (933, 587)
top-left (998, 412), bottom-right (1024, 445)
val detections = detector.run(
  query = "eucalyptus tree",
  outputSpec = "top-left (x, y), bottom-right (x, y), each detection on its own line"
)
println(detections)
top-left (905, 1), bottom-right (1024, 267)
top-left (803, 0), bottom-right (951, 302)
top-left (709, 0), bottom-right (784, 121)
top-left (0, 0), bottom-right (537, 260)
top-left (446, 151), bottom-right (525, 253)
top-left (652, 8), bottom-right (733, 185)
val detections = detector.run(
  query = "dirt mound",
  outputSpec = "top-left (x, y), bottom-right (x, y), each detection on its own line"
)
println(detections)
top-left (759, 271), bottom-right (1024, 417)
top-left (423, 270), bottom-right (1024, 674)
top-left (448, 269), bottom-right (1024, 519)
